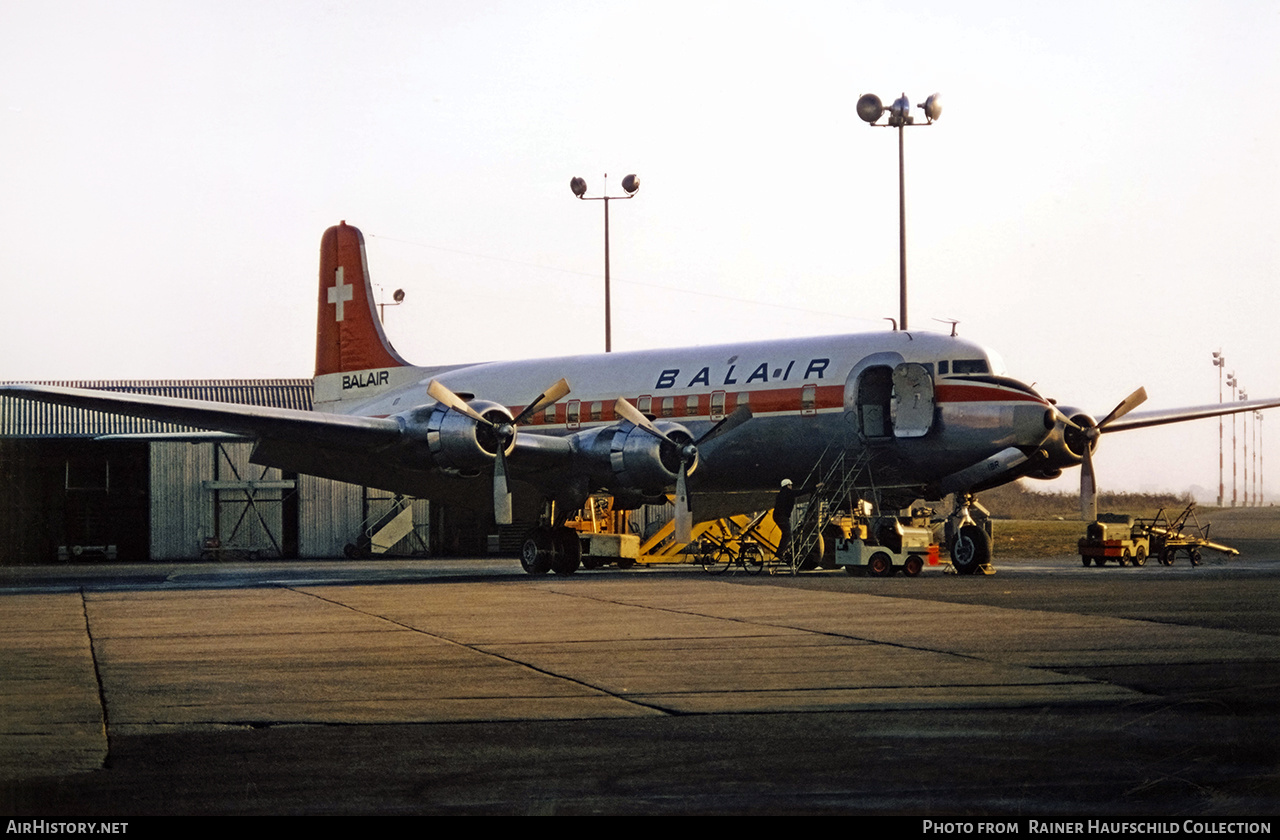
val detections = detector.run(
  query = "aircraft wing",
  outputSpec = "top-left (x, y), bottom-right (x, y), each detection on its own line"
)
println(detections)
top-left (0, 383), bottom-right (402, 449)
top-left (1101, 396), bottom-right (1280, 434)
top-left (0, 382), bottom-right (573, 520)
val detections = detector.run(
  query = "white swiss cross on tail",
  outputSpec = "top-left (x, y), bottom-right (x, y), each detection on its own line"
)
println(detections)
top-left (328, 266), bottom-right (353, 322)
top-left (314, 222), bottom-right (410, 382)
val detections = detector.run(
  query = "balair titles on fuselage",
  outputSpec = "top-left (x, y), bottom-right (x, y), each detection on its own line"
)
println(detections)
top-left (655, 358), bottom-right (831, 390)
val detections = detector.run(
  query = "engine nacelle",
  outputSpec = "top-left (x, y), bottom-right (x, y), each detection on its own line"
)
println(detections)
top-left (572, 419), bottom-right (696, 500)
top-left (1025, 406), bottom-right (1098, 479)
top-left (413, 399), bottom-right (516, 476)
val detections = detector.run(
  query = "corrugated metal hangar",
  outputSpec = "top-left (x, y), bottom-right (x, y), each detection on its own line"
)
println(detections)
top-left (0, 380), bottom-right (474, 565)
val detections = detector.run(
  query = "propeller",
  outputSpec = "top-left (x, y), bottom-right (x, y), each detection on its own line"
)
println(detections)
top-left (427, 378), bottom-right (571, 525)
top-left (1075, 386), bottom-right (1148, 521)
top-left (613, 398), bottom-right (753, 542)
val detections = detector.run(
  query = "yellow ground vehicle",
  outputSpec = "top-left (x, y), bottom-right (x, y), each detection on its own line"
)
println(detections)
top-left (829, 502), bottom-right (941, 577)
top-left (1078, 513), bottom-right (1150, 567)
top-left (1079, 505), bottom-right (1238, 568)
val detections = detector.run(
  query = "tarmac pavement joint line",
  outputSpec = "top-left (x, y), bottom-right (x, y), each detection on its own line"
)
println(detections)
top-left (12, 572), bottom-right (1259, 784)
top-left (535, 578), bottom-right (1280, 669)
top-left (0, 592), bottom-right (108, 782)
top-left (285, 585), bottom-right (678, 717)
top-left (299, 579), bottom-right (1143, 714)
top-left (79, 588), bottom-right (110, 755)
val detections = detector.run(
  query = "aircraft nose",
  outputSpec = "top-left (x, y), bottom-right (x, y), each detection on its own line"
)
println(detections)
top-left (1008, 385), bottom-right (1056, 450)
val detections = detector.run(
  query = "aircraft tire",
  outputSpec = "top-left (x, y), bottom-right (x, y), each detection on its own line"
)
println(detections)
top-left (520, 529), bottom-right (553, 576)
top-left (550, 528), bottom-right (581, 575)
top-left (951, 525), bottom-right (990, 575)
top-left (868, 552), bottom-right (893, 577)
top-left (902, 555), bottom-right (924, 577)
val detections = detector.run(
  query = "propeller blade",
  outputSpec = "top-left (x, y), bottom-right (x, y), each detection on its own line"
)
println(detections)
top-left (695, 405), bottom-right (753, 446)
top-left (613, 397), bottom-right (677, 446)
top-left (433, 377), bottom-right (571, 527)
top-left (1076, 386), bottom-right (1145, 521)
top-left (674, 465), bottom-right (692, 543)
top-left (615, 396), bottom-right (702, 541)
top-left (493, 448), bottom-right (513, 525)
top-left (1095, 386), bottom-right (1148, 433)
top-left (1080, 445), bottom-right (1097, 522)
top-left (427, 379), bottom-right (492, 427)
top-left (511, 378), bottom-right (571, 426)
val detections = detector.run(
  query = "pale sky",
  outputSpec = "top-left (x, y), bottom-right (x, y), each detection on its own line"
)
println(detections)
top-left (3, 0), bottom-right (1278, 501)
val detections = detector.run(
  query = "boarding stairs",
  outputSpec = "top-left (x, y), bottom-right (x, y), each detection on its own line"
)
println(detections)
top-left (348, 494), bottom-right (416, 556)
top-left (786, 447), bottom-right (876, 574)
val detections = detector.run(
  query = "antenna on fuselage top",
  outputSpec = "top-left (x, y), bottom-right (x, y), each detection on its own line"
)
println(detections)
top-left (933, 318), bottom-right (959, 337)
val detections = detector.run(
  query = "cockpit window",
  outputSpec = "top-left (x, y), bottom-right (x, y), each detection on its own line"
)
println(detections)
top-left (952, 359), bottom-right (990, 375)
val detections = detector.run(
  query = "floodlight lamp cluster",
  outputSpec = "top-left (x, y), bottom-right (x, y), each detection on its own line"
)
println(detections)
top-left (570, 174), bottom-right (640, 198)
top-left (857, 92), bottom-right (942, 126)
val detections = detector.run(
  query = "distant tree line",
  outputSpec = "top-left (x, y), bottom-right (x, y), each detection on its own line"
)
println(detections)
top-left (975, 481), bottom-right (1192, 520)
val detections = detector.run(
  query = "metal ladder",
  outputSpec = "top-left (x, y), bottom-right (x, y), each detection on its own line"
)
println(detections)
top-left (786, 447), bottom-right (876, 574)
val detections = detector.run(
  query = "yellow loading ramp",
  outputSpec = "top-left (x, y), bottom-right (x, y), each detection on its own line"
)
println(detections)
top-left (637, 511), bottom-right (782, 565)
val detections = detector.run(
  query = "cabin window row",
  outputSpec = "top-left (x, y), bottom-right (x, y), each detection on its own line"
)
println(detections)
top-left (529, 385), bottom-right (824, 428)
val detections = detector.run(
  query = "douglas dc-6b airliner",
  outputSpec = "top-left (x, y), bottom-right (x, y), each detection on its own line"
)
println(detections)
top-left (4, 222), bottom-right (1276, 574)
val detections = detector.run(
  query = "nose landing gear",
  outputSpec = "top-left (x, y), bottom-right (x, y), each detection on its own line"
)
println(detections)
top-left (945, 494), bottom-right (995, 575)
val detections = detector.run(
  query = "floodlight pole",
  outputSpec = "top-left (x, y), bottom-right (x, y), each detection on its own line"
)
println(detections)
top-left (1213, 351), bottom-right (1225, 506)
top-left (1241, 391), bottom-right (1249, 506)
top-left (897, 124), bottom-right (908, 331)
top-left (857, 92), bottom-right (942, 332)
top-left (1257, 412), bottom-right (1264, 505)
top-left (570, 173), bottom-right (640, 353)
top-left (1227, 373), bottom-right (1238, 506)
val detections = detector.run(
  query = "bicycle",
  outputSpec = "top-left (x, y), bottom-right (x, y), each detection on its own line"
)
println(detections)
top-left (697, 534), bottom-right (764, 575)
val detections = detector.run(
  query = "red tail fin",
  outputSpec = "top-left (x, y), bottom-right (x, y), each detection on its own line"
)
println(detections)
top-left (315, 222), bottom-right (410, 377)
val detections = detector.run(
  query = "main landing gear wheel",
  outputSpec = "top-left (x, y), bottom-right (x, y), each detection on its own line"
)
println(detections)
top-left (868, 551), bottom-right (894, 577)
top-left (520, 529), bottom-right (553, 576)
top-left (950, 525), bottom-right (991, 575)
top-left (550, 528), bottom-right (581, 575)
